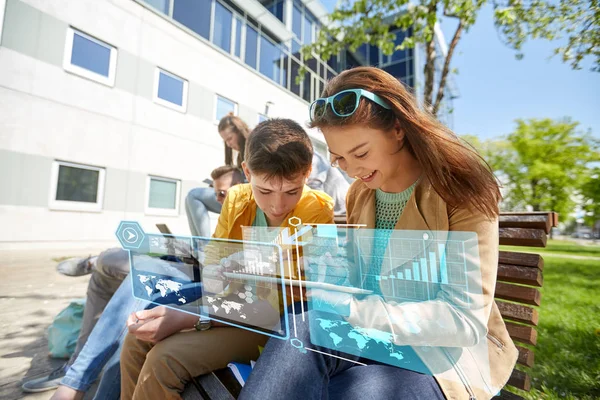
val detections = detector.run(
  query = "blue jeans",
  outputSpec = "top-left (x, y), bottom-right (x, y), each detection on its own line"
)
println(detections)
top-left (240, 309), bottom-right (445, 400)
top-left (185, 187), bottom-right (222, 238)
top-left (61, 274), bottom-right (150, 399)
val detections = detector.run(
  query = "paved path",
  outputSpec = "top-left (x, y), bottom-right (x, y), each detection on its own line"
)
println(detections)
top-left (0, 248), bottom-right (105, 400)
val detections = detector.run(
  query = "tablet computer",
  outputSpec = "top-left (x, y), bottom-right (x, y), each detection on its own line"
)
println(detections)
top-left (222, 272), bottom-right (372, 295)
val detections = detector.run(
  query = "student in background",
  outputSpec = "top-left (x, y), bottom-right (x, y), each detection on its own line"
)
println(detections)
top-left (186, 114), bottom-right (349, 239)
top-left (185, 114), bottom-right (249, 238)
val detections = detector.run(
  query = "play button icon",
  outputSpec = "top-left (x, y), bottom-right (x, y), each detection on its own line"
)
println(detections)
top-left (123, 228), bottom-right (138, 243)
top-left (115, 221), bottom-right (146, 249)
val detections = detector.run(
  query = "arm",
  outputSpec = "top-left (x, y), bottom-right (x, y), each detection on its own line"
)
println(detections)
top-left (338, 208), bottom-right (497, 348)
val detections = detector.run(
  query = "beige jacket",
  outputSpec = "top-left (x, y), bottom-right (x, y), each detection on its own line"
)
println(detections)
top-left (345, 178), bottom-right (518, 400)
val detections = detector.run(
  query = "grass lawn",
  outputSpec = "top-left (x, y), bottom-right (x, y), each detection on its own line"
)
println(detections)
top-left (499, 240), bottom-right (600, 399)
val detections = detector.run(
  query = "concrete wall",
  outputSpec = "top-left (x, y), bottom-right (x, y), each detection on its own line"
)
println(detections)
top-left (0, 0), bottom-right (320, 248)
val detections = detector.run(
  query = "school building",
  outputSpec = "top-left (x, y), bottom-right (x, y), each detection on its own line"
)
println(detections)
top-left (0, 0), bottom-right (456, 248)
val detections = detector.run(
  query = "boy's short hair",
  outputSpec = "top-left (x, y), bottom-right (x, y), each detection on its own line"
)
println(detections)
top-left (244, 118), bottom-right (313, 181)
top-left (210, 165), bottom-right (244, 184)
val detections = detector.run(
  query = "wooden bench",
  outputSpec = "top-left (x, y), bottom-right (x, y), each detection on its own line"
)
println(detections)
top-left (183, 211), bottom-right (558, 400)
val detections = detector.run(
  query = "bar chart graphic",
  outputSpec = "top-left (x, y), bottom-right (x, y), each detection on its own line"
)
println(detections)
top-left (356, 231), bottom-right (472, 306)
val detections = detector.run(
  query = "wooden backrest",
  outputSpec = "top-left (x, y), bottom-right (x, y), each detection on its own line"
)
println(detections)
top-left (334, 211), bottom-right (558, 398)
top-left (496, 212), bottom-right (558, 398)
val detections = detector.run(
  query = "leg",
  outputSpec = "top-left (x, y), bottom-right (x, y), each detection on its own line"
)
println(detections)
top-left (123, 327), bottom-right (267, 400)
top-left (70, 248), bottom-right (129, 361)
top-left (23, 250), bottom-right (127, 394)
top-left (328, 364), bottom-right (445, 400)
top-left (240, 310), bottom-right (360, 400)
top-left (185, 187), bottom-right (222, 238)
top-left (120, 333), bottom-right (154, 400)
top-left (59, 274), bottom-right (149, 395)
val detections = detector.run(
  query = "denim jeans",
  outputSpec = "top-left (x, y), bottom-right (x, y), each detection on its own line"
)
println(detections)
top-left (61, 274), bottom-right (151, 399)
top-left (69, 248), bottom-right (130, 362)
top-left (185, 187), bottom-right (222, 238)
top-left (240, 308), bottom-right (446, 400)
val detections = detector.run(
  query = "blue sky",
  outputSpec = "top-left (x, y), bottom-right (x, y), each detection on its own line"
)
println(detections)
top-left (320, 1), bottom-right (600, 141)
top-left (439, 5), bottom-right (600, 140)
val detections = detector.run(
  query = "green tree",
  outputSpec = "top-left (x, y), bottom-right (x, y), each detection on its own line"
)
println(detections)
top-left (300, 0), bottom-right (598, 118)
top-left (487, 118), bottom-right (598, 217)
top-left (302, 0), bottom-right (486, 116)
top-left (581, 168), bottom-right (600, 226)
top-left (493, 0), bottom-right (600, 72)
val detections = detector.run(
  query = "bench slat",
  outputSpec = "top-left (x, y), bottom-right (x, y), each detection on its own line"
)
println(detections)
top-left (516, 345), bottom-right (535, 367)
top-left (498, 251), bottom-right (544, 270)
top-left (499, 227), bottom-right (547, 247)
top-left (499, 214), bottom-right (552, 234)
top-left (496, 301), bottom-right (539, 326)
top-left (505, 322), bottom-right (538, 345)
top-left (497, 264), bottom-right (543, 287)
top-left (507, 369), bottom-right (531, 391)
top-left (192, 373), bottom-right (236, 400)
top-left (495, 282), bottom-right (541, 306)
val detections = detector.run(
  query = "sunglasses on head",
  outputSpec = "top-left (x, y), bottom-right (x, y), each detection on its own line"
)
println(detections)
top-left (309, 89), bottom-right (391, 121)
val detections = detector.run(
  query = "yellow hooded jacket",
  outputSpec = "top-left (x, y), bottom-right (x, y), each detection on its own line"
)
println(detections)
top-left (213, 183), bottom-right (335, 240)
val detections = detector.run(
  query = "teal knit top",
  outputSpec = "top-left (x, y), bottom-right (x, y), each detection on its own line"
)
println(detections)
top-left (375, 181), bottom-right (417, 230)
top-left (364, 181), bottom-right (418, 293)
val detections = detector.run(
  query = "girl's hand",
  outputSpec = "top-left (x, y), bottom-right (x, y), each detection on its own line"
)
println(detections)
top-left (126, 306), bottom-right (197, 343)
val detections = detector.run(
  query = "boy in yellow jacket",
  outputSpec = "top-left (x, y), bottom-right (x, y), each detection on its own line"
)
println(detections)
top-left (120, 119), bottom-right (334, 400)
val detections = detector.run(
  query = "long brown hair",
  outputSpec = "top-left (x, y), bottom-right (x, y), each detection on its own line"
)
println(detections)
top-left (310, 67), bottom-right (501, 219)
top-left (218, 113), bottom-right (249, 167)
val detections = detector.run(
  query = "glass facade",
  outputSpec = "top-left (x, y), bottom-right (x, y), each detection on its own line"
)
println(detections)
top-left (144, 0), bottom-right (169, 14)
top-left (245, 25), bottom-right (258, 69)
top-left (260, 35), bottom-right (282, 84)
top-left (139, 0), bottom-right (340, 104)
top-left (213, 2), bottom-right (233, 52)
top-left (234, 17), bottom-right (243, 58)
top-left (172, 0), bottom-right (211, 40)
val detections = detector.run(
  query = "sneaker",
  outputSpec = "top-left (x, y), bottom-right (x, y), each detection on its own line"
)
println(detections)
top-left (56, 255), bottom-right (96, 276)
top-left (21, 363), bottom-right (67, 393)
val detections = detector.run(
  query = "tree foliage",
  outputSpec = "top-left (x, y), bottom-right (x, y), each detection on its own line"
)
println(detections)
top-left (485, 118), bottom-right (599, 216)
top-left (581, 168), bottom-right (600, 225)
top-left (300, 0), bottom-right (598, 122)
top-left (302, 0), bottom-right (486, 116)
top-left (493, 0), bottom-right (600, 72)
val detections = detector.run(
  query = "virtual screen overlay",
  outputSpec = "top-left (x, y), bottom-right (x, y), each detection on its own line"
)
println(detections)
top-left (116, 220), bottom-right (493, 394)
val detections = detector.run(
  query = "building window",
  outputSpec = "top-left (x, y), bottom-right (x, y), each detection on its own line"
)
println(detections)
top-left (63, 28), bottom-right (117, 86)
top-left (259, 0), bottom-right (284, 22)
top-left (245, 25), bottom-right (258, 69)
top-left (142, 0), bottom-right (170, 14)
top-left (153, 68), bottom-right (188, 111)
top-left (259, 36), bottom-right (282, 84)
top-left (146, 176), bottom-right (181, 216)
top-left (49, 161), bottom-right (105, 211)
top-left (303, 14), bottom-right (314, 45)
top-left (292, 4), bottom-right (302, 38)
top-left (213, 1), bottom-right (233, 53)
top-left (233, 17), bottom-right (244, 58)
top-left (173, 0), bottom-right (211, 40)
top-left (215, 95), bottom-right (237, 122)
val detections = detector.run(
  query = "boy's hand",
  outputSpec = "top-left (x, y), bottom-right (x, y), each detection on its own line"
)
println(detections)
top-left (126, 306), bottom-right (197, 343)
